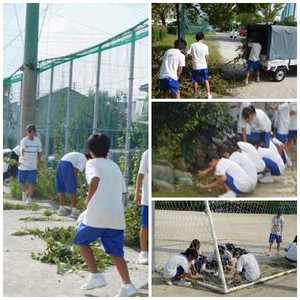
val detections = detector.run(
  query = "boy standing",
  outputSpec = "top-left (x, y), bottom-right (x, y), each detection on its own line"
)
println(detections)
top-left (287, 102), bottom-right (297, 152)
top-left (18, 125), bottom-right (42, 204)
top-left (159, 39), bottom-right (187, 99)
top-left (74, 133), bottom-right (137, 297)
top-left (56, 151), bottom-right (88, 218)
top-left (273, 102), bottom-right (290, 145)
top-left (245, 40), bottom-right (262, 84)
top-left (187, 32), bottom-right (212, 99)
top-left (268, 211), bottom-right (284, 256)
top-left (134, 149), bottom-right (149, 265)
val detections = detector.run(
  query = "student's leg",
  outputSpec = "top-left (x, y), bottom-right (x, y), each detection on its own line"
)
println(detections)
top-left (256, 69), bottom-right (260, 82)
top-left (245, 71), bottom-right (250, 84)
top-left (193, 82), bottom-right (199, 97)
top-left (205, 80), bottom-right (211, 97)
top-left (175, 91), bottom-right (180, 99)
top-left (111, 256), bottom-right (131, 284)
top-left (276, 242), bottom-right (281, 253)
top-left (80, 245), bottom-right (98, 273)
top-left (58, 193), bottom-right (65, 206)
top-left (140, 227), bottom-right (148, 252)
top-left (71, 193), bottom-right (77, 208)
top-left (268, 242), bottom-right (273, 252)
top-left (27, 184), bottom-right (35, 197)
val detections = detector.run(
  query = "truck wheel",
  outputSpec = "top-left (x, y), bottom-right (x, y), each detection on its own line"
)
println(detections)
top-left (273, 67), bottom-right (286, 82)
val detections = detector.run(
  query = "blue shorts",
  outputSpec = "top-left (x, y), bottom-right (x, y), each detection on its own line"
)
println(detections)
top-left (247, 60), bottom-right (262, 71)
top-left (276, 133), bottom-right (288, 144)
top-left (74, 223), bottom-right (124, 257)
top-left (262, 158), bottom-right (281, 176)
top-left (140, 205), bottom-right (148, 228)
top-left (194, 256), bottom-right (206, 273)
top-left (288, 130), bottom-right (297, 141)
top-left (56, 161), bottom-right (77, 194)
top-left (18, 170), bottom-right (37, 185)
top-left (269, 233), bottom-right (282, 244)
top-left (174, 266), bottom-right (185, 279)
top-left (192, 68), bottom-right (209, 83)
top-left (160, 78), bottom-right (180, 97)
top-left (247, 131), bottom-right (271, 148)
top-left (225, 173), bottom-right (242, 194)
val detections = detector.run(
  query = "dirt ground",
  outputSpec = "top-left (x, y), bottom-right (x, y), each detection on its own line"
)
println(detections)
top-left (214, 32), bottom-right (297, 99)
top-left (153, 209), bottom-right (297, 297)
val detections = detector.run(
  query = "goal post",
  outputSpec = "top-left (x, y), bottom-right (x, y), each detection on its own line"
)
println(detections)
top-left (153, 200), bottom-right (297, 294)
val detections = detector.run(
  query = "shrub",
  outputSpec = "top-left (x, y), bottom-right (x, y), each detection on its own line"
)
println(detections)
top-left (124, 203), bottom-right (140, 247)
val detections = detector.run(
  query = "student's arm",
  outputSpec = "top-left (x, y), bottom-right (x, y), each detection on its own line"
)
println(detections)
top-left (198, 166), bottom-right (214, 177)
top-left (134, 173), bottom-right (144, 206)
top-left (85, 177), bottom-right (99, 206)
top-left (177, 66), bottom-right (183, 79)
top-left (242, 128), bottom-right (247, 142)
top-left (198, 176), bottom-right (225, 189)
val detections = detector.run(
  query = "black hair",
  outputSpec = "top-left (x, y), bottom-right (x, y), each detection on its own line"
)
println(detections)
top-left (87, 133), bottom-right (110, 158)
top-left (225, 243), bottom-right (236, 252)
top-left (196, 32), bottom-right (205, 41)
top-left (189, 239), bottom-right (201, 250)
top-left (218, 245), bottom-right (225, 255)
top-left (242, 105), bottom-right (256, 120)
top-left (26, 124), bottom-right (36, 133)
top-left (277, 210), bottom-right (283, 216)
top-left (84, 152), bottom-right (92, 160)
top-left (233, 247), bottom-right (248, 257)
top-left (174, 39), bottom-right (187, 51)
top-left (181, 248), bottom-right (198, 260)
top-left (293, 236), bottom-right (297, 244)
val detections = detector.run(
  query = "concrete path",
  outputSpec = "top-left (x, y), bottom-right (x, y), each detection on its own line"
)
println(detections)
top-left (213, 32), bottom-right (297, 99)
top-left (3, 196), bottom-right (148, 297)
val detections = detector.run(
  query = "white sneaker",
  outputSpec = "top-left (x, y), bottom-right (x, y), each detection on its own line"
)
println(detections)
top-left (219, 190), bottom-right (236, 198)
top-left (245, 79), bottom-right (249, 85)
top-left (80, 273), bottom-right (106, 290)
top-left (173, 280), bottom-right (192, 287)
top-left (207, 93), bottom-right (212, 99)
top-left (22, 192), bottom-right (27, 202)
top-left (259, 174), bottom-right (274, 183)
top-left (70, 208), bottom-right (80, 219)
top-left (116, 283), bottom-right (137, 297)
top-left (57, 206), bottom-right (69, 216)
top-left (25, 196), bottom-right (32, 205)
top-left (286, 156), bottom-right (293, 167)
top-left (137, 251), bottom-right (148, 265)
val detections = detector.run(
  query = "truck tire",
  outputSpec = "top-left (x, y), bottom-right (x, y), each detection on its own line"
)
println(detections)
top-left (273, 67), bottom-right (287, 82)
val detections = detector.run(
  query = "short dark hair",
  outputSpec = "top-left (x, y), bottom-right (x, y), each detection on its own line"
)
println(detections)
top-left (189, 239), bottom-right (201, 250)
top-left (242, 105), bottom-right (256, 120)
top-left (181, 248), bottom-right (198, 260)
top-left (87, 133), bottom-right (110, 158)
top-left (196, 32), bottom-right (205, 41)
top-left (174, 38), bottom-right (187, 51)
top-left (26, 124), bottom-right (36, 133)
top-left (84, 152), bottom-right (92, 160)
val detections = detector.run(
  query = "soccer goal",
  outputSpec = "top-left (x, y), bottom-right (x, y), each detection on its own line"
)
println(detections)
top-left (153, 201), bottom-right (297, 294)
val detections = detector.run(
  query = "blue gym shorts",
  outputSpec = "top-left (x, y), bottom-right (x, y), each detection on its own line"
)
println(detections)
top-left (140, 205), bottom-right (148, 229)
top-left (262, 158), bottom-right (281, 176)
top-left (247, 132), bottom-right (271, 148)
top-left (55, 161), bottom-right (77, 194)
top-left (192, 68), bottom-right (209, 83)
top-left (18, 169), bottom-right (37, 185)
top-left (225, 173), bottom-right (242, 194)
top-left (74, 223), bottom-right (124, 257)
top-left (288, 130), bottom-right (297, 141)
top-left (247, 60), bottom-right (262, 71)
top-left (160, 77), bottom-right (180, 97)
top-left (276, 133), bottom-right (288, 144)
top-left (269, 233), bottom-right (282, 244)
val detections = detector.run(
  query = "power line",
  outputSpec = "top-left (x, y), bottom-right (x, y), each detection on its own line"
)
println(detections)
top-left (39, 4), bottom-right (50, 40)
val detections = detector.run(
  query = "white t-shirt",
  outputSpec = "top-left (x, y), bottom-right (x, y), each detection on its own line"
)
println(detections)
top-left (187, 41), bottom-right (209, 70)
top-left (61, 152), bottom-right (87, 172)
top-left (159, 49), bottom-right (185, 81)
top-left (238, 102), bottom-right (251, 134)
top-left (286, 243), bottom-right (297, 262)
top-left (163, 254), bottom-right (189, 279)
top-left (229, 151), bottom-right (257, 190)
top-left (236, 253), bottom-right (261, 281)
top-left (248, 42), bottom-right (262, 61)
top-left (18, 136), bottom-right (42, 171)
top-left (215, 158), bottom-right (252, 193)
top-left (250, 109), bottom-right (271, 133)
top-left (271, 215), bottom-right (284, 235)
top-left (83, 158), bottom-right (126, 229)
top-left (138, 150), bottom-right (149, 206)
top-left (275, 103), bottom-right (290, 135)
top-left (237, 142), bottom-right (266, 173)
top-left (258, 147), bottom-right (285, 175)
top-left (289, 103), bottom-right (297, 130)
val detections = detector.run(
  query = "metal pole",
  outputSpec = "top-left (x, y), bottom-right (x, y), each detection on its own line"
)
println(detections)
top-left (45, 65), bottom-right (54, 159)
top-left (205, 201), bottom-right (228, 293)
top-left (176, 4), bottom-right (180, 40)
top-left (93, 49), bottom-right (102, 133)
top-left (4, 86), bottom-right (11, 147)
top-left (20, 3), bottom-right (39, 138)
top-left (64, 60), bottom-right (73, 153)
top-left (124, 31), bottom-right (135, 187)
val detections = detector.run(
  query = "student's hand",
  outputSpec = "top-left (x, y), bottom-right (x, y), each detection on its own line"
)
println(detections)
top-left (135, 193), bottom-right (141, 206)
top-left (197, 182), bottom-right (207, 189)
top-left (197, 170), bottom-right (206, 177)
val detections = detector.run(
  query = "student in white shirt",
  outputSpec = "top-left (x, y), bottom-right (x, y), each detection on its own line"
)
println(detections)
top-left (268, 211), bottom-right (284, 256)
top-left (159, 39), bottom-right (187, 99)
top-left (287, 102), bottom-right (297, 152)
top-left (234, 249), bottom-right (261, 282)
top-left (187, 32), bottom-right (212, 99)
top-left (286, 236), bottom-right (297, 262)
top-left (272, 103), bottom-right (290, 145)
top-left (74, 133), bottom-right (137, 297)
top-left (238, 102), bottom-right (251, 136)
top-left (134, 149), bottom-right (149, 265)
top-left (242, 106), bottom-right (272, 148)
top-left (245, 40), bottom-right (262, 84)
top-left (56, 151), bottom-right (89, 218)
top-left (18, 124), bottom-right (42, 204)
top-left (197, 153), bottom-right (253, 198)
top-left (163, 248), bottom-right (198, 286)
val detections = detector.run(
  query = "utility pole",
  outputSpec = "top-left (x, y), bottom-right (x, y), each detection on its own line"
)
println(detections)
top-left (20, 3), bottom-right (39, 138)
top-left (176, 4), bottom-right (185, 40)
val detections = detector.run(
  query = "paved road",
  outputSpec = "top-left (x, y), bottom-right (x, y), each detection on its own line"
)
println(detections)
top-left (213, 32), bottom-right (297, 99)
top-left (3, 196), bottom-right (148, 297)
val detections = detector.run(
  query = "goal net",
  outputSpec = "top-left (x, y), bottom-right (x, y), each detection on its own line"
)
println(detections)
top-left (153, 201), bottom-right (297, 294)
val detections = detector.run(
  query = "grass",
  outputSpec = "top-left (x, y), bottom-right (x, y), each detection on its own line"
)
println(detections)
top-left (18, 216), bottom-right (62, 222)
top-left (3, 202), bottom-right (41, 211)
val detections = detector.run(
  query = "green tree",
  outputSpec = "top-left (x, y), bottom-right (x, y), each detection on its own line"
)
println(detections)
top-left (152, 4), bottom-right (175, 26)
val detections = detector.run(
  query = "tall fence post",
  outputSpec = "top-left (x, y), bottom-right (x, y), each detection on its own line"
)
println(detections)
top-left (124, 30), bottom-right (136, 187)
top-left (45, 65), bottom-right (54, 159)
top-left (4, 85), bottom-right (11, 147)
top-left (93, 48), bottom-right (102, 133)
top-left (64, 59), bottom-right (73, 153)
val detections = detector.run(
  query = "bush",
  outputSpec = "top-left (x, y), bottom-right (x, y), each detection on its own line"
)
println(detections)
top-left (152, 25), bottom-right (168, 43)
top-left (35, 166), bottom-right (56, 199)
top-left (124, 204), bottom-right (140, 247)
top-left (9, 178), bottom-right (22, 199)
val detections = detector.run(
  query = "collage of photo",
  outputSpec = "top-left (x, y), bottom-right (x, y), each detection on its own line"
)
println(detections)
top-left (2, 1), bottom-right (298, 298)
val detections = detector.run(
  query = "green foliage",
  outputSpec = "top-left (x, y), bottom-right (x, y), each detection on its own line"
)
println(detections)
top-left (19, 216), bottom-right (62, 222)
top-left (279, 16), bottom-right (297, 26)
top-left (152, 25), bottom-right (168, 43)
top-left (125, 204), bottom-right (140, 247)
top-left (152, 3), bottom-right (175, 26)
top-left (9, 178), bottom-right (22, 199)
top-left (35, 166), bottom-right (56, 199)
top-left (4, 202), bottom-right (41, 211)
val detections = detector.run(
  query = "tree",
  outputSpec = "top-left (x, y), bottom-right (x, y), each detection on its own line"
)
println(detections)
top-left (256, 3), bottom-right (285, 23)
top-left (152, 3), bottom-right (175, 27)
